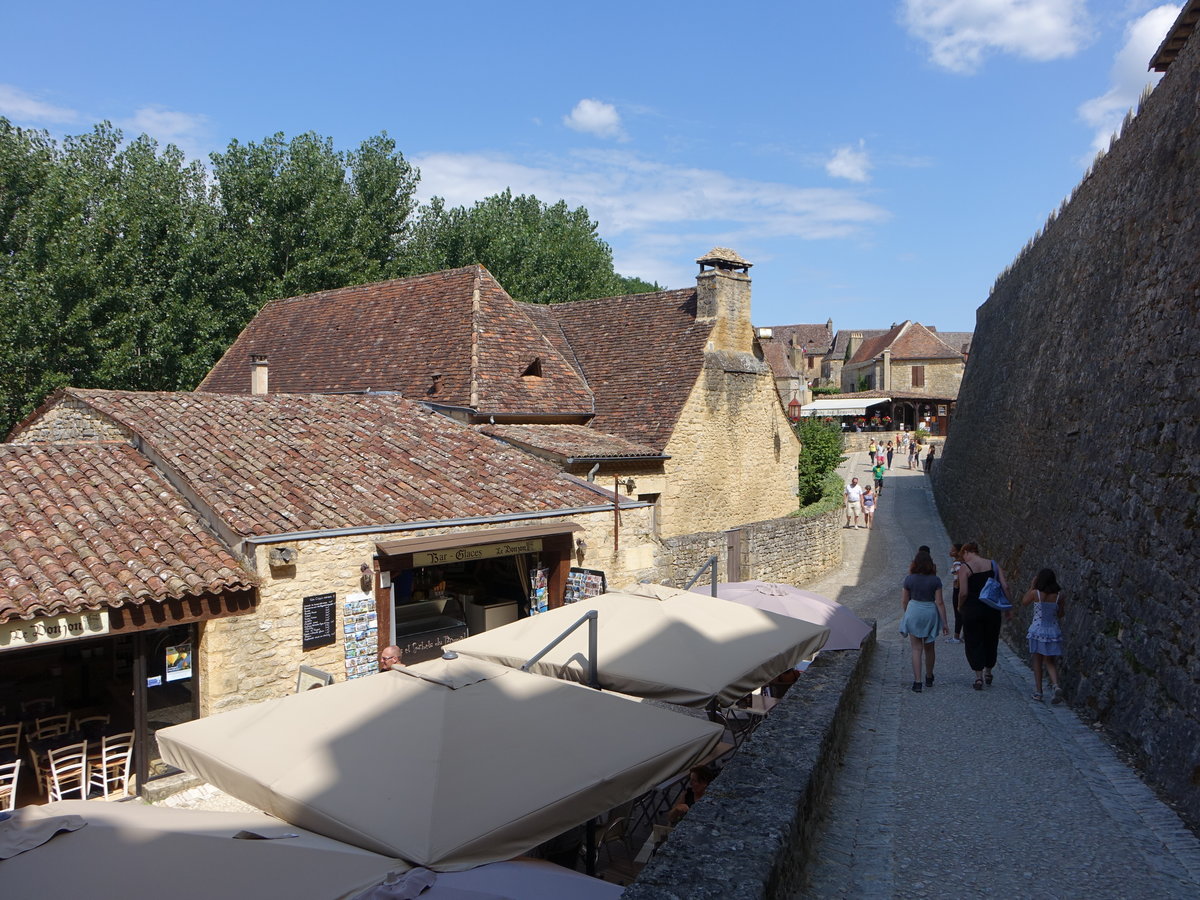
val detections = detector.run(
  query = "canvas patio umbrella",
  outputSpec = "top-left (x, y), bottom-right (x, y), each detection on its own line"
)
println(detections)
top-left (0, 799), bottom-right (405, 899)
top-left (714, 581), bottom-right (872, 652)
top-left (157, 654), bottom-right (721, 870)
top-left (447, 585), bottom-right (830, 708)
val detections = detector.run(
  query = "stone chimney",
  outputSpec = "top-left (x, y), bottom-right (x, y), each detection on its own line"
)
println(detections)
top-left (251, 355), bottom-right (269, 395)
top-left (695, 247), bottom-right (753, 353)
top-left (881, 348), bottom-right (892, 390)
top-left (848, 331), bottom-right (864, 359)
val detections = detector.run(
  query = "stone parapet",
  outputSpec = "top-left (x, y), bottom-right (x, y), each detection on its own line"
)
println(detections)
top-left (623, 625), bottom-right (876, 899)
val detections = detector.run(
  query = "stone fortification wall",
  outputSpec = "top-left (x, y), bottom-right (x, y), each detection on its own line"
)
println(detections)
top-left (933, 31), bottom-right (1200, 828)
top-left (662, 354), bottom-right (801, 539)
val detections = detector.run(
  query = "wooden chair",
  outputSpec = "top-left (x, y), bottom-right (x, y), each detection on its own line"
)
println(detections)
top-left (21, 697), bottom-right (56, 717)
top-left (46, 741), bottom-right (89, 801)
top-left (88, 731), bottom-right (134, 799)
top-left (0, 721), bottom-right (21, 756)
top-left (71, 713), bottom-right (111, 731)
top-left (0, 758), bottom-right (21, 811)
top-left (33, 713), bottom-right (71, 741)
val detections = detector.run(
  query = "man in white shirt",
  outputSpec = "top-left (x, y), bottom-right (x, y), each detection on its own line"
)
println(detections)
top-left (844, 477), bottom-right (865, 528)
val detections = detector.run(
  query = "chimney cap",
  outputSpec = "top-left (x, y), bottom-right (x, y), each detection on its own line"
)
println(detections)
top-left (697, 247), bottom-right (752, 273)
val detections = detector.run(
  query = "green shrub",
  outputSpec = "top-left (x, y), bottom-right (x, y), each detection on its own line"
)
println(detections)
top-left (795, 418), bottom-right (846, 506)
top-left (792, 471), bottom-right (846, 519)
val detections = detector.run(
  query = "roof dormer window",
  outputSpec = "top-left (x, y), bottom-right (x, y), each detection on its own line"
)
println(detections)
top-left (521, 358), bottom-right (543, 379)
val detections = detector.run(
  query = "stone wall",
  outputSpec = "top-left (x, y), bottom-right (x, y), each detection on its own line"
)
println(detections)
top-left (624, 629), bottom-right (876, 899)
top-left (12, 395), bottom-right (132, 443)
top-left (662, 354), bottom-right (801, 539)
top-left (933, 30), bottom-right (1200, 829)
top-left (642, 507), bottom-right (842, 589)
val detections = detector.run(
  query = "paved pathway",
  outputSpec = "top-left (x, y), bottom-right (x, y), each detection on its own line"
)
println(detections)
top-left (795, 449), bottom-right (1200, 899)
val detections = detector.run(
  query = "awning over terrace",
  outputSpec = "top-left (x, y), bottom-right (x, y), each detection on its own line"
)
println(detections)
top-left (799, 397), bottom-right (891, 417)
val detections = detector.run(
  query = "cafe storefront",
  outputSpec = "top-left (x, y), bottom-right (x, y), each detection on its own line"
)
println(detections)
top-left (0, 591), bottom-right (254, 805)
top-left (373, 523), bottom-right (589, 664)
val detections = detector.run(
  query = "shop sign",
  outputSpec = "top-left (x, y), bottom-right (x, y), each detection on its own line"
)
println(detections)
top-left (0, 611), bottom-right (109, 649)
top-left (413, 538), bottom-right (542, 568)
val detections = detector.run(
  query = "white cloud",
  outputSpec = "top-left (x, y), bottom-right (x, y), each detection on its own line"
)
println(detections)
top-left (119, 106), bottom-right (213, 161)
top-left (0, 84), bottom-right (78, 123)
top-left (1078, 5), bottom-right (1178, 156)
top-left (901, 0), bottom-right (1091, 73)
top-left (563, 99), bottom-right (627, 141)
top-left (826, 141), bottom-right (872, 182)
top-left (412, 148), bottom-right (890, 286)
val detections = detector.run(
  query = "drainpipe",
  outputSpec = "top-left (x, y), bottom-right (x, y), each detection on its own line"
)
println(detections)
top-left (587, 463), bottom-right (600, 482)
top-left (613, 477), bottom-right (621, 553)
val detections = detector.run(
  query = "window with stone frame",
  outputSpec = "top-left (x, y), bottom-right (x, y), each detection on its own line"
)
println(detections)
top-left (911, 365), bottom-right (925, 388)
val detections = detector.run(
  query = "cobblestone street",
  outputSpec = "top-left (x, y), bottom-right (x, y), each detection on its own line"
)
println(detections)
top-left (794, 453), bottom-right (1200, 899)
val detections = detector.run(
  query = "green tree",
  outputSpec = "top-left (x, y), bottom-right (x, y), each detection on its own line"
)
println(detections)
top-left (404, 188), bottom-right (648, 303)
top-left (206, 131), bottom-right (418, 321)
top-left (796, 418), bottom-right (847, 506)
top-left (0, 122), bottom-right (216, 429)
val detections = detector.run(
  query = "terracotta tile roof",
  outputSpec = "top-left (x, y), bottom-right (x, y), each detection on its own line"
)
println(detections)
top-left (537, 289), bottom-right (711, 451)
top-left (848, 321), bottom-right (964, 365)
top-left (760, 323), bottom-right (834, 378)
top-left (0, 443), bottom-right (255, 625)
top-left (198, 267), bottom-right (593, 417)
top-left (38, 390), bottom-right (616, 539)
top-left (479, 424), bottom-right (667, 460)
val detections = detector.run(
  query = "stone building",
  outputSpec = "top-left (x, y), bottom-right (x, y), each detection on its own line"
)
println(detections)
top-left (200, 248), bottom-right (803, 544)
top-left (9, 388), bottom-right (657, 718)
top-left (934, 1), bottom-right (1200, 829)
top-left (757, 321), bottom-right (834, 417)
top-left (827, 321), bottom-right (971, 433)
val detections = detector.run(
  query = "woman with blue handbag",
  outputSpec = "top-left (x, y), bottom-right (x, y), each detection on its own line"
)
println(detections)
top-left (956, 542), bottom-right (1011, 691)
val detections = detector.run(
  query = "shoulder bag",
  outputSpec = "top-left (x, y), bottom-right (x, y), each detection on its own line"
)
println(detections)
top-left (979, 560), bottom-right (1012, 610)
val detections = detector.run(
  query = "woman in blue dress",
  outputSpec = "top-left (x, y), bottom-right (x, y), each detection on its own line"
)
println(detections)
top-left (1022, 569), bottom-right (1065, 703)
top-left (899, 550), bottom-right (949, 692)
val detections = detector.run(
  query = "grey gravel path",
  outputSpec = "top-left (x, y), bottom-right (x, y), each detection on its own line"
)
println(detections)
top-left (795, 449), bottom-right (1200, 899)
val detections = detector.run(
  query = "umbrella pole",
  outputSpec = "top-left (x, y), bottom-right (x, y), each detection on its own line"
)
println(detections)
top-left (520, 610), bottom-right (601, 689)
top-left (585, 817), bottom-right (597, 876)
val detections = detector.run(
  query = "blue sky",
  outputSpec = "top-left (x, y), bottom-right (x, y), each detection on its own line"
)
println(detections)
top-left (2, 1), bottom-right (1182, 333)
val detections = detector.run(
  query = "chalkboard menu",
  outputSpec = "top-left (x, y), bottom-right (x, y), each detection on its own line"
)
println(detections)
top-left (302, 592), bottom-right (337, 650)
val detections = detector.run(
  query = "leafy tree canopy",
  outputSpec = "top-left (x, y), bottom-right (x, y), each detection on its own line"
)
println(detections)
top-left (0, 119), bottom-right (662, 434)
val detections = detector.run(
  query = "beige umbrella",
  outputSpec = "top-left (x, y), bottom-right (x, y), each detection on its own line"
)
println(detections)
top-left (157, 655), bottom-right (720, 870)
top-left (0, 800), bottom-right (405, 900)
top-left (447, 585), bottom-right (830, 708)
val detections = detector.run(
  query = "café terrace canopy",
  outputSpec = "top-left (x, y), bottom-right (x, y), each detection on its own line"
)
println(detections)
top-left (448, 585), bottom-right (830, 708)
top-left (157, 655), bottom-right (721, 870)
top-left (0, 800), bottom-right (404, 899)
top-left (799, 397), bottom-right (890, 417)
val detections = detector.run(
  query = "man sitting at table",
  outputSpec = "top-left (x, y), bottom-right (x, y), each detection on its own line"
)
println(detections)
top-left (668, 765), bottom-right (717, 825)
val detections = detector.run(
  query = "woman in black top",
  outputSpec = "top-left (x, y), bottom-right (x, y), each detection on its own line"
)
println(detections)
top-left (956, 542), bottom-right (1011, 690)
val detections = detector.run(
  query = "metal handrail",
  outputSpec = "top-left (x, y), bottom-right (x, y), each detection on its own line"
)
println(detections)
top-left (683, 554), bottom-right (719, 596)
top-left (520, 610), bottom-right (599, 688)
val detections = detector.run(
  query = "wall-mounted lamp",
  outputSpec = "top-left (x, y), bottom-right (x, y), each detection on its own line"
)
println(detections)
top-left (619, 477), bottom-right (636, 494)
top-left (575, 537), bottom-right (587, 562)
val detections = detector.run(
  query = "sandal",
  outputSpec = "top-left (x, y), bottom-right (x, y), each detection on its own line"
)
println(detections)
top-left (1031, 692), bottom-right (1043, 701)
top-left (973, 678), bottom-right (983, 691)
top-left (984, 671), bottom-right (994, 685)
top-left (925, 674), bottom-right (934, 687)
